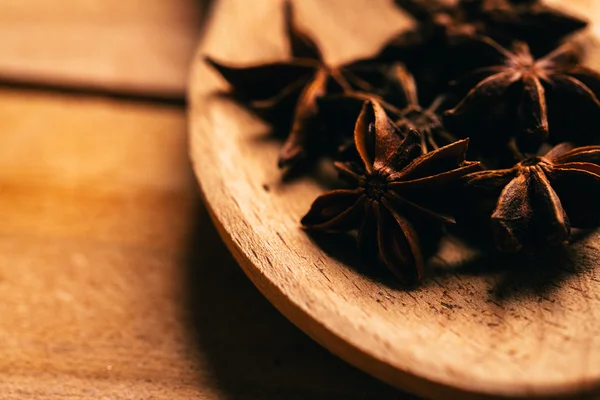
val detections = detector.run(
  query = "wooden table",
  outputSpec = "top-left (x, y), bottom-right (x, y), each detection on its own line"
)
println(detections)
top-left (0, 1), bottom-right (400, 398)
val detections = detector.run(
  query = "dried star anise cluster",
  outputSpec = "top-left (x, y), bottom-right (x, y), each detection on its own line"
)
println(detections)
top-left (205, 0), bottom-right (600, 285)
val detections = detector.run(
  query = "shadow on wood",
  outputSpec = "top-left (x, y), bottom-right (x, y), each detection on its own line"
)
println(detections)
top-left (434, 231), bottom-right (599, 303)
top-left (183, 203), bottom-right (402, 399)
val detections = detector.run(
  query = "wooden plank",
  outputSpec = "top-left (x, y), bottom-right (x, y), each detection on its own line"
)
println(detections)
top-left (0, 0), bottom-right (205, 99)
top-left (0, 89), bottom-right (397, 399)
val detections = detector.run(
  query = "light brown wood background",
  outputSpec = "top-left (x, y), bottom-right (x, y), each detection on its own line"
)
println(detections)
top-left (0, 1), bottom-right (401, 398)
top-left (0, 0), bottom-right (207, 99)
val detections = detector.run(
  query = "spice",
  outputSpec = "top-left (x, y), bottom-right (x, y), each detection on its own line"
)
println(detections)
top-left (380, 64), bottom-right (456, 153)
top-left (466, 0), bottom-right (588, 52)
top-left (394, 0), bottom-right (587, 49)
top-left (206, 0), bottom-right (600, 284)
top-left (206, 1), bottom-right (354, 170)
top-left (394, 0), bottom-right (477, 42)
top-left (445, 37), bottom-right (600, 148)
top-left (348, 29), bottom-right (457, 106)
top-left (363, 0), bottom-right (589, 100)
top-left (301, 100), bottom-right (481, 283)
top-left (323, 64), bottom-right (455, 155)
top-left (460, 143), bottom-right (600, 253)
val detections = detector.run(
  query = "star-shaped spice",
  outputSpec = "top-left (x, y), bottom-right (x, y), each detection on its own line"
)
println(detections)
top-left (459, 143), bottom-right (600, 253)
top-left (301, 100), bottom-right (481, 283)
top-left (380, 63), bottom-right (457, 153)
top-left (445, 37), bottom-right (600, 147)
top-left (321, 63), bottom-right (456, 156)
top-left (346, 28), bottom-right (457, 106)
top-left (205, 1), bottom-right (356, 169)
top-left (364, 0), bottom-right (588, 100)
top-left (465, 0), bottom-right (588, 52)
top-left (394, 0), bottom-right (477, 42)
top-left (394, 0), bottom-right (587, 49)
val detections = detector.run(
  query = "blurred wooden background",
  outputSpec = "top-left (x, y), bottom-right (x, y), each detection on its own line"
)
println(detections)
top-left (0, 1), bottom-right (400, 398)
top-left (0, 0), bottom-right (205, 99)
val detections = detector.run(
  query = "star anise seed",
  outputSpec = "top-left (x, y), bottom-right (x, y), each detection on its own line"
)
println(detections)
top-left (395, 0), bottom-right (587, 49)
top-left (346, 28), bottom-right (458, 106)
top-left (383, 64), bottom-right (457, 153)
top-left (445, 37), bottom-right (600, 146)
top-left (467, 0), bottom-right (588, 52)
top-left (459, 142), bottom-right (600, 253)
top-left (205, 1), bottom-right (354, 170)
top-left (302, 100), bottom-right (481, 283)
top-left (373, 0), bottom-right (588, 100)
top-left (394, 0), bottom-right (478, 42)
top-left (321, 63), bottom-right (456, 157)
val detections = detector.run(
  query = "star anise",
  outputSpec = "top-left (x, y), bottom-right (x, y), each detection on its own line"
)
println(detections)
top-left (205, 1), bottom-right (355, 170)
top-left (322, 63), bottom-right (456, 156)
top-left (445, 37), bottom-right (600, 148)
top-left (301, 100), bottom-right (481, 283)
top-left (459, 142), bottom-right (600, 253)
top-left (464, 0), bottom-right (588, 53)
top-left (364, 0), bottom-right (588, 100)
top-left (345, 28), bottom-right (458, 106)
top-left (381, 64), bottom-right (457, 153)
top-left (394, 0), bottom-right (477, 42)
top-left (394, 0), bottom-right (587, 49)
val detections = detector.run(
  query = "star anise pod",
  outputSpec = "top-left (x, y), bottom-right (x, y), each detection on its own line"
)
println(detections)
top-left (444, 37), bottom-right (600, 148)
top-left (463, 0), bottom-right (588, 53)
top-left (321, 63), bottom-right (456, 156)
top-left (205, 1), bottom-right (355, 170)
top-left (382, 64), bottom-right (457, 153)
top-left (301, 100), bottom-right (481, 283)
top-left (394, 0), bottom-right (477, 42)
top-left (394, 0), bottom-right (587, 50)
top-left (371, 0), bottom-right (588, 100)
top-left (459, 142), bottom-right (600, 253)
top-left (345, 28), bottom-right (457, 106)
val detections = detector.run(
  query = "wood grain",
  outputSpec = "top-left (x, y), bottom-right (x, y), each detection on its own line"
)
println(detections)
top-left (189, 0), bottom-right (600, 398)
top-left (0, 88), bottom-right (398, 399)
top-left (0, 0), bottom-right (207, 99)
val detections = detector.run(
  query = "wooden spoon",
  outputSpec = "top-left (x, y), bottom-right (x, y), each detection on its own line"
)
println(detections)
top-left (189, 0), bottom-right (600, 398)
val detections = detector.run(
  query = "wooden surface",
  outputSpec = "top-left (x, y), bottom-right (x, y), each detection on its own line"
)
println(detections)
top-left (0, 1), bottom-right (402, 398)
top-left (0, 88), bottom-right (398, 399)
top-left (190, 0), bottom-right (600, 399)
top-left (0, 0), bottom-right (208, 99)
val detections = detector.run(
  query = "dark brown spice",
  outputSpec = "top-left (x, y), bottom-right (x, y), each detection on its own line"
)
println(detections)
top-left (394, 0), bottom-right (477, 42)
top-left (380, 64), bottom-right (457, 153)
top-left (395, 0), bottom-right (587, 50)
top-left (445, 37), bottom-right (600, 147)
top-left (204, 0), bottom-right (600, 284)
top-left (321, 64), bottom-right (456, 156)
top-left (347, 29), bottom-right (456, 106)
top-left (463, 0), bottom-right (588, 52)
top-left (459, 143), bottom-right (600, 253)
top-left (205, 1), bottom-right (355, 170)
top-left (365, 0), bottom-right (589, 100)
top-left (301, 100), bottom-right (481, 283)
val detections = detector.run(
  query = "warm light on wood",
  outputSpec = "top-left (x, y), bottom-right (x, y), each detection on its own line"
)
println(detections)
top-left (0, 0), bottom-right (204, 98)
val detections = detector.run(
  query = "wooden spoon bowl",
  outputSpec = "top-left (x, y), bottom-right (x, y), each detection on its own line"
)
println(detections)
top-left (189, 1), bottom-right (600, 398)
